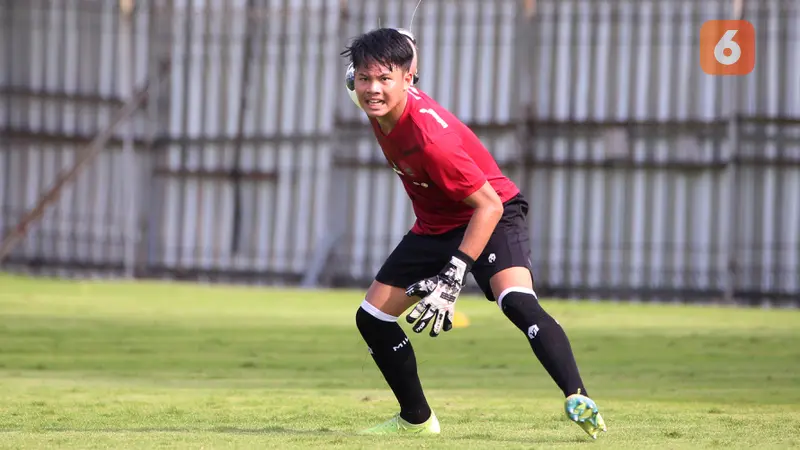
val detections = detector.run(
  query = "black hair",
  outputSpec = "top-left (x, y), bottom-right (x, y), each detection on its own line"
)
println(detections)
top-left (341, 28), bottom-right (415, 73)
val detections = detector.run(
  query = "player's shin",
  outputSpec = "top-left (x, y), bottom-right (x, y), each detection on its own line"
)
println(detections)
top-left (355, 301), bottom-right (432, 424)
top-left (498, 288), bottom-right (588, 398)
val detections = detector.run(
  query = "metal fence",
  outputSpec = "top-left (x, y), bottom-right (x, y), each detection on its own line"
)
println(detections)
top-left (1, 0), bottom-right (798, 306)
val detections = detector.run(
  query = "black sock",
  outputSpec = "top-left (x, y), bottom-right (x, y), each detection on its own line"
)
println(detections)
top-left (355, 303), bottom-right (431, 424)
top-left (500, 290), bottom-right (588, 398)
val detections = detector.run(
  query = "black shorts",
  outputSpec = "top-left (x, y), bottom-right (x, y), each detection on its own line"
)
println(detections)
top-left (375, 193), bottom-right (532, 302)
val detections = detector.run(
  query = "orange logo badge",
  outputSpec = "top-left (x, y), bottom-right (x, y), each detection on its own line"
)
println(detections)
top-left (700, 20), bottom-right (756, 75)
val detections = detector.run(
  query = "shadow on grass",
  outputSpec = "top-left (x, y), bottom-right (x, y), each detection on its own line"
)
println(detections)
top-left (0, 426), bottom-right (336, 435)
top-left (210, 425), bottom-right (337, 435)
top-left (1, 426), bottom-right (586, 444)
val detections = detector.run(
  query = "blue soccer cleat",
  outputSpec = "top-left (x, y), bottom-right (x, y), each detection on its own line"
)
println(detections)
top-left (565, 390), bottom-right (607, 439)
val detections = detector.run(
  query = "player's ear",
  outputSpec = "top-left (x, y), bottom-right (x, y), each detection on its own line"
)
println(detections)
top-left (409, 47), bottom-right (419, 84)
top-left (403, 69), bottom-right (414, 91)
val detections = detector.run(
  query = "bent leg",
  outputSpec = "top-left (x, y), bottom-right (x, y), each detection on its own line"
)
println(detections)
top-left (469, 195), bottom-right (589, 398)
top-left (490, 267), bottom-right (588, 398)
top-left (491, 270), bottom-right (607, 438)
top-left (356, 230), bottom-right (457, 426)
top-left (356, 280), bottom-right (431, 424)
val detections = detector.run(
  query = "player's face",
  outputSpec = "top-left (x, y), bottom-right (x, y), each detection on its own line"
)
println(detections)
top-left (354, 63), bottom-right (413, 118)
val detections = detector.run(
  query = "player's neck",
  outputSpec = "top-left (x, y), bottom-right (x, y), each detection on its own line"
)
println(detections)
top-left (376, 93), bottom-right (409, 135)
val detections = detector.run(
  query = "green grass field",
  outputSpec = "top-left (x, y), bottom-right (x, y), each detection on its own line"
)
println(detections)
top-left (1, 273), bottom-right (799, 449)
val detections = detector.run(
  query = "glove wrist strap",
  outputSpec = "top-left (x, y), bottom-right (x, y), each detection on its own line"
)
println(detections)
top-left (449, 249), bottom-right (475, 284)
top-left (453, 249), bottom-right (475, 271)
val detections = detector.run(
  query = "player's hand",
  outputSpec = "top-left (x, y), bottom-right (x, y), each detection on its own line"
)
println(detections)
top-left (405, 251), bottom-right (473, 337)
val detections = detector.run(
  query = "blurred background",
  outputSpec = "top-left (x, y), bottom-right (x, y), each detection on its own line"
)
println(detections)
top-left (0, 0), bottom-right (798, 307)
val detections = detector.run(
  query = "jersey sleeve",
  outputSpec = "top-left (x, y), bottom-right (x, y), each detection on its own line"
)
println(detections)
top-left (423, 132), bottom-right (487, 202)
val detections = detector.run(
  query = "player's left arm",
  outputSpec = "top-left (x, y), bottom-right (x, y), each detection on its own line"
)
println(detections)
top-left (458, 181), bottom-right (504, 261)
top-left (422, 132), bottom-right (503, 261)
top-left (404, 133), bottom-right (503, 336)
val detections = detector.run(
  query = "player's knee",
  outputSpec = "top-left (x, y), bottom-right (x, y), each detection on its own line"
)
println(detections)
top-left (356, 300), bottom-right (412, 359)
top-left (356, 299), bottom-right (400, 341)
top-left (497, 286), bottom-right (539, 311)
top-left (488, 266), bottom-right (534, 302)
top-left (356, 299), bottom-right (398, 328)
top-left (497, 287), bottom-right (557, 333)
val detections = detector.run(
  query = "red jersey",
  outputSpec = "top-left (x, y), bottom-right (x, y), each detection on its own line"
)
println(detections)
top-left (369, 87), bottom-right (519, 235)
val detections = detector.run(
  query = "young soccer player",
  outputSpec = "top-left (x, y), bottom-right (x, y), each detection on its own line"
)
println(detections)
top-left (341, 28), bottom-right (606, 439)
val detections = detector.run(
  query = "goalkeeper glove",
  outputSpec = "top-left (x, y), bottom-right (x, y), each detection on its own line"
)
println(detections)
top-left (405, 250), bottom-right (474, 337)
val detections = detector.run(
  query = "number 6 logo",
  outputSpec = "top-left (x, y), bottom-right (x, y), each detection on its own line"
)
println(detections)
top-left (700, 20), bottom-right (755, 76)
top-left (714, 30), bottom-right (741, 65)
